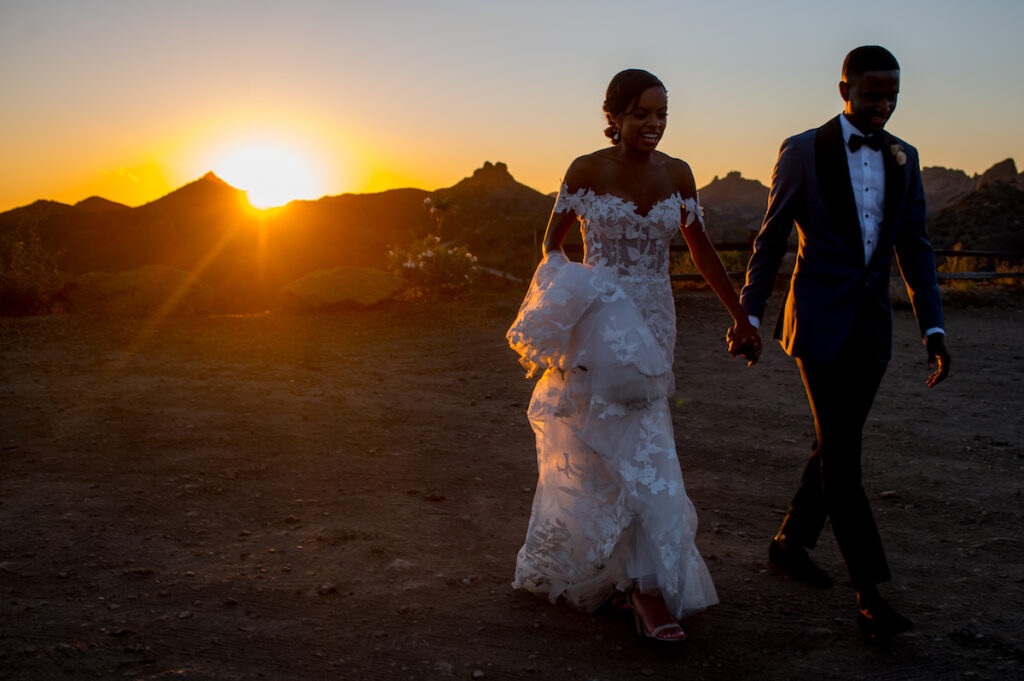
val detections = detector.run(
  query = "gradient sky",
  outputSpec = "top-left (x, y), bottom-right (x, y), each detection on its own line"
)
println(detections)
top-left (2, 0), bottom-right (1022, 211)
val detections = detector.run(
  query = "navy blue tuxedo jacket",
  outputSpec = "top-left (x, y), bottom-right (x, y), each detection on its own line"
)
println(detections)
top-left (740, 116), bottom-right (944, 362)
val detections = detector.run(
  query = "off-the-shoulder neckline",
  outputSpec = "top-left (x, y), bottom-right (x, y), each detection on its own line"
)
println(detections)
top-left (557, 183), bottom-right (694, 218)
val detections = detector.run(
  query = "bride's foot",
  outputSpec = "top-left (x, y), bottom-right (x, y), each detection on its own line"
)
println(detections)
top-left (627, 588), bottom-right (687, 642)
top-left (607, 590), bottom-right (632, 611)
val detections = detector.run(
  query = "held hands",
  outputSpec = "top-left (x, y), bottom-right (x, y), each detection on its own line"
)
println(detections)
top-left (925, 333), bottom-right (951, 387)
top-left (726, 320), bottom-right (762, 367)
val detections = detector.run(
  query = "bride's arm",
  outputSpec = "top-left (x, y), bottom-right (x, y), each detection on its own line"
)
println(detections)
top-left (542, 157), bottom-right (591, 256)
top-left (674, 163), bottom-right (761, 364)
top-left (542, 210), bottom-right (577, 256)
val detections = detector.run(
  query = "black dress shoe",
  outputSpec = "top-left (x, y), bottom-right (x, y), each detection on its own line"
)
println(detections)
top-left (857, 597), bottom-right (913, 639)
top-left (768, 538), bottom-right (833, 588)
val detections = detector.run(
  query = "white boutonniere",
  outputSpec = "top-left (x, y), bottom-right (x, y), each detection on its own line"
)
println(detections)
top-left (890, 143), bottom-right (907, 166)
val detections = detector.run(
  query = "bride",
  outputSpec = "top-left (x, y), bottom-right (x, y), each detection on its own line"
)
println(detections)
top-left (507, 69), bottom-right (760, 641)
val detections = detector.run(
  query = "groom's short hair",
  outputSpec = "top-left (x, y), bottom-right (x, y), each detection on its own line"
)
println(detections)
top-left (842, 46), bottom-right (900, 84)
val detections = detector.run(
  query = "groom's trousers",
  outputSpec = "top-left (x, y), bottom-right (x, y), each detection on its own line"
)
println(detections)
top-left (777, 312), bottom-right (893, 589)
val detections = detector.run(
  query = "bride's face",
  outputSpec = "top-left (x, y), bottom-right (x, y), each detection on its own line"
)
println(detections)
top-left (617, 86), bottom-right (667, 152)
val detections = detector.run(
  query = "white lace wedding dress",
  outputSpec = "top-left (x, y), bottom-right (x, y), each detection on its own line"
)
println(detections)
top-left (506, 184), bottom-right (718, 619)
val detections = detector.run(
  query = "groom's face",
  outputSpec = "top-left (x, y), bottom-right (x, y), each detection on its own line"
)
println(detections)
top-left (840, 69), bottom-right (900, 134)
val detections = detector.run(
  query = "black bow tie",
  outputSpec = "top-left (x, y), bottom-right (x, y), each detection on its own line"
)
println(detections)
top-left (848, 133), bottom-right (883, 152)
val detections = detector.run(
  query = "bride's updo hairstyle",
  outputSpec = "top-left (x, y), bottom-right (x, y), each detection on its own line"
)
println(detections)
top-left (603, 69), bottom-right (666, 144)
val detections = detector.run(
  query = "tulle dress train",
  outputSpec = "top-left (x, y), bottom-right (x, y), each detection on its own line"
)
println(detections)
top-left (506, 185), bottom-right (718, 619)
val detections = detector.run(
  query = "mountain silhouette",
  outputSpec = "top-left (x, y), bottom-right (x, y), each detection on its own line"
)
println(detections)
top-left (921, 166), bottom-right (974, 217)
top-left (698, 171), bottom-right (769, 243)
top-left (922, 158), bottom-right (1024, 221)
top-left (428, 161), bottom-right (554, 279)
top-left (74, 196), bottom-right (130, 213)
top-left (1, 159), bottom-right (1019, 312)
top-left (929, 164), bottom-right (1024, 251)
top-left (0, 172), bottom-right (434, 310)
top-left (974, 158), bottom-right (1022, 190)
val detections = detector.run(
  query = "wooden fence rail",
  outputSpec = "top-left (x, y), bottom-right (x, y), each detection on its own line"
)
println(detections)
top-left (554, 241), bottom-right (1024, 282)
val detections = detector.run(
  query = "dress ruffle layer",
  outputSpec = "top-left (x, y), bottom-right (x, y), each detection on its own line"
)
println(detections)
top-left (507, 251), bottom-right (673, 403)
top-left (507, 253), bottom-right (718, 619)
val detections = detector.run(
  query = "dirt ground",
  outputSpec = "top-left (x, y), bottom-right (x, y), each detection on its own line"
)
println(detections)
top-left (1, 289), bottom-right (1022, 681)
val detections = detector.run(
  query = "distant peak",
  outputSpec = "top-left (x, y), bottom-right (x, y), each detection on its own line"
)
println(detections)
top-left (187, 171), bottom-right (241, 193)
top-left (75, 196), bottom-right (129, 212)
top-left (477, 160), bottom-right (508, 172)
top-left (471, 161), bottom-right (512, 181)
top-left (201, 171), bottom-right (229, 185)
top-left (976, 158), bottom-right (1019, 190)
top-left (705, 171), bottom-right (748, 183)
top-left (700, 171), bottom-right (767, 192)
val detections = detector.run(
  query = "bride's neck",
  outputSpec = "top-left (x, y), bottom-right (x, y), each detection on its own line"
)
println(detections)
top-left (615, 144), bottom-right (655, 165)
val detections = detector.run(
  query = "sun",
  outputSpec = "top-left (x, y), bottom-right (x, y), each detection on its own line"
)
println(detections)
top-left (212, 142), bottom-right (325, 209)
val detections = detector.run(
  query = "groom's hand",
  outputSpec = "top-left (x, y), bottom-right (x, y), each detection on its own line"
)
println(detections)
top-left (925, 333), bottom-right (951, 387)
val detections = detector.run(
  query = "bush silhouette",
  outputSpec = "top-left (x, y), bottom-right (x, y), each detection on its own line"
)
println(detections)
top-left (0, 226), bottom-right (66, 315)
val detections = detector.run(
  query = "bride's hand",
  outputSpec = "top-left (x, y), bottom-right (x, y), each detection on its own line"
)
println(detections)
top-left (726, 321), bottom-right (761, 367)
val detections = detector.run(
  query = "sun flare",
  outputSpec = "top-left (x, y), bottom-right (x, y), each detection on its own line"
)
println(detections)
top-left (212, 142), bottom-right (325, 209)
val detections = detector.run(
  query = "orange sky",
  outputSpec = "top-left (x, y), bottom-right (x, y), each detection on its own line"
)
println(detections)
top-left (2, 1), bottom-right (1022, 211)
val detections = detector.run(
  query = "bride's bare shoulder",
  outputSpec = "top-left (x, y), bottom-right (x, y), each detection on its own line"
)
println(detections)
top-left (659, 154), bottom-right (697, 198)
top-left (562, 150), bottom-right (617, 192)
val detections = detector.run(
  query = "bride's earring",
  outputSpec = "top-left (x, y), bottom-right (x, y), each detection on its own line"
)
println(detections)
top-left (612, 127), bottom-right (621, 143)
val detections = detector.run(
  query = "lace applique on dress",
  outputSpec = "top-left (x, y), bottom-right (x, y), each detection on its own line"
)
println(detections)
top-left (506, 184), bottom-right (718, 619)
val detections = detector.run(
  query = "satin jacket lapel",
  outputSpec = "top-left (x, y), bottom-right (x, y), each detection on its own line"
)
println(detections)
top-left (871, 133), bottom-right (906, 267)
top-left (814, 116), bottom-right (864, 264)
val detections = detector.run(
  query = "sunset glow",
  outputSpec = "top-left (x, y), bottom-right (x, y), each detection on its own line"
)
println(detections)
top-left (211, 143), bottom-right (326, 209)
top-left (1, 2), bottom-right (1022, 212)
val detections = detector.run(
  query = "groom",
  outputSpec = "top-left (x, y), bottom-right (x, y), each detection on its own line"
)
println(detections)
top-left (739, 45), bottom-right (950, 638)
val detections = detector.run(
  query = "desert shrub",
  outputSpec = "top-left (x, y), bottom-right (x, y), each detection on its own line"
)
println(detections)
top-left (993, 259), bottom-right (1024, 288)
top-left (937, 244), bottom-right (1024, 291)
top-left (387, 234), bottom-right (480, 299)
top-left (0, 227), bottom-right (66, 315)
top-left (670, 248), bottom-right (749, 290)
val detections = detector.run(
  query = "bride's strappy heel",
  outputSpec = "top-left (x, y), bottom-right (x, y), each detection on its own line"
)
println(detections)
top-left (627, 588), bottom-right (687, 643)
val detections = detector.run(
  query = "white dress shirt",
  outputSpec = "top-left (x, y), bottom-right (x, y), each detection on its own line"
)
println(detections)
top-left (839, 114), bottom-right (884, 264)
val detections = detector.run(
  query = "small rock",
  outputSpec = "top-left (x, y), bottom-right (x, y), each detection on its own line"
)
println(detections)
top-left (177, 611), bottom-right (193, 619)
top-left (388, 559), bottom-right (415, 569)
top-left (472, 671), bottom-right (486, 680)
